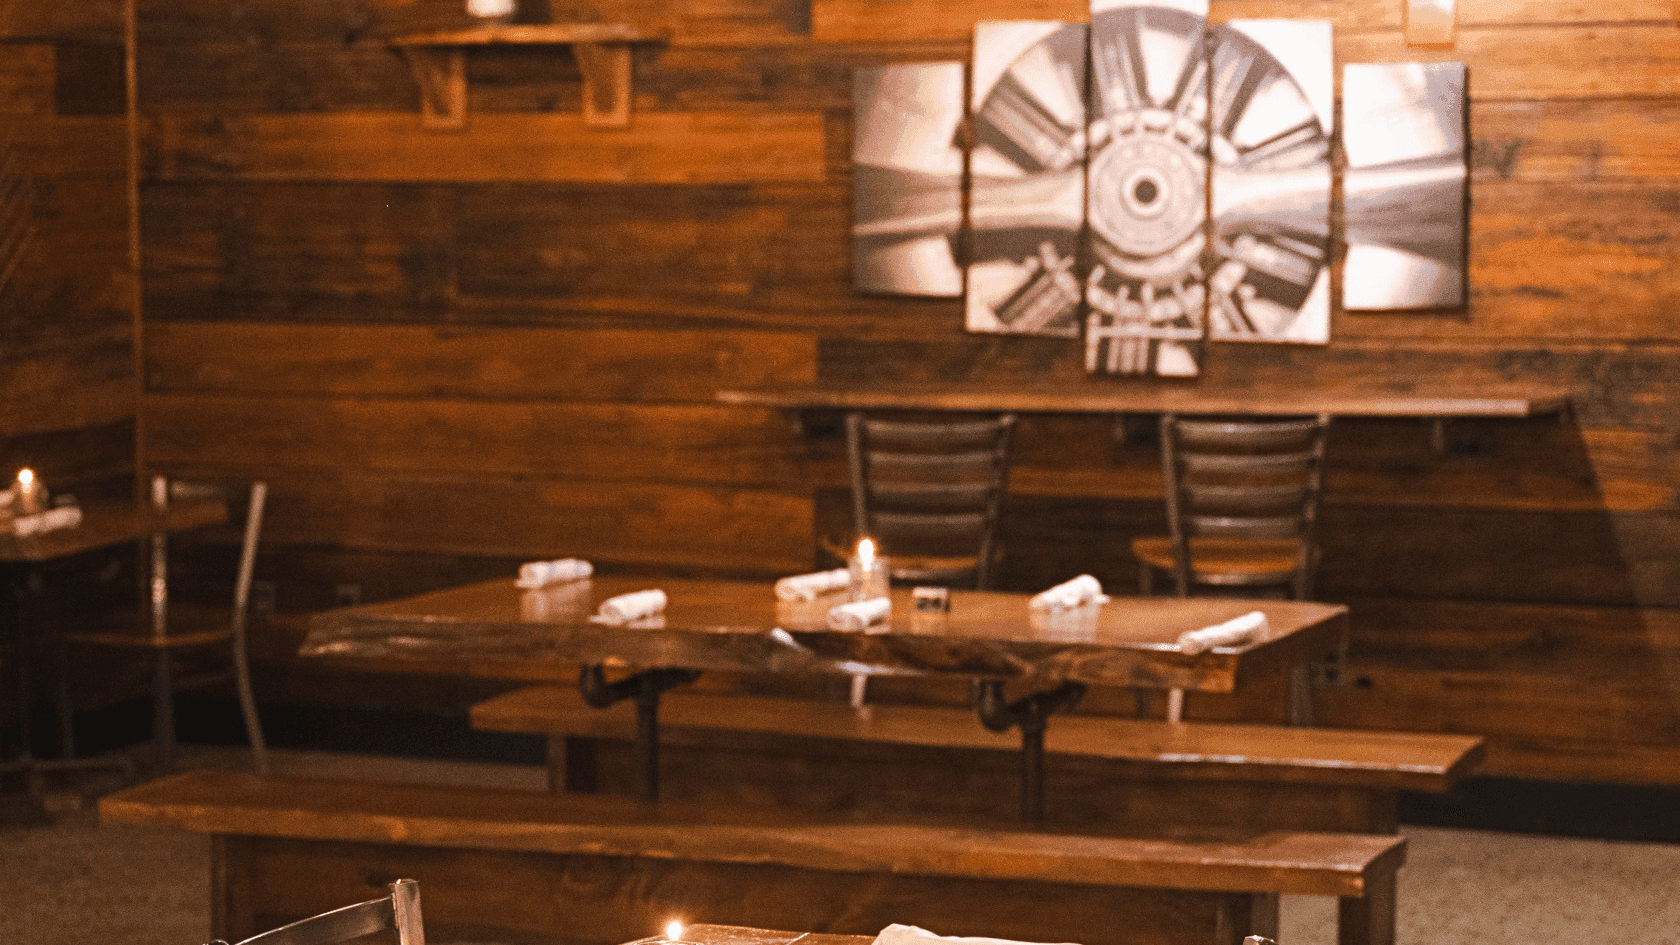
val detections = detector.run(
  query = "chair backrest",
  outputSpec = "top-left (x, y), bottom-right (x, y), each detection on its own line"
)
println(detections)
top-left (211, 879), bottom-right (423, 945)
top-left (846, 411), bottom-right (1017, 589)
top-left (1159, 413), bottom-right (1330, 597)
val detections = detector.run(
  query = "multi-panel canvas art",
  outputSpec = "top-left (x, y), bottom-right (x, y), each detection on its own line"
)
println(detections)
top-left (1342, 62), bottom-right (1468, 311)
top-left (1084, 0), bottom-right (1209, 376)
top-left (850, 2), bottom-right (1468, 375)
top-left (1206, 19), bottom-right (1333, 345)
top-left (850, 62), bottom-right (968, 297)
top-left (966, 21), bottom-right (1089, 337)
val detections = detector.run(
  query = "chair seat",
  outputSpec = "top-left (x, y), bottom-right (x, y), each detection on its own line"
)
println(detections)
top-left (1131, 535), bottom-right (1306, 584)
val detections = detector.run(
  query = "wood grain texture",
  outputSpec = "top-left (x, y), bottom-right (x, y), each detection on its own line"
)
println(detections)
top-left (471, 684), bottom-right (1484, 792)
top-left (218, 835), bottom-right (1263, 945)
top-left (302, 575), bottom-right (1348, 692)
top-left (144, 322), bottom-right (817, 400)
top-left (142, 111), bottom-right (828, 184)
top-left (145, 394), bottom-right (811, 486)
top-left (101, 769), bottom-right (1405, 898)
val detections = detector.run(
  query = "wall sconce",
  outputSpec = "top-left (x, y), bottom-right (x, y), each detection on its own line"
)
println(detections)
top-left (1406, 0), bottom-right (1455, 46)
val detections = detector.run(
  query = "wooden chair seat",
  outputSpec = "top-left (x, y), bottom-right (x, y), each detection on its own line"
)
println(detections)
top-left (1130, 536), bottom-right (1306, 584)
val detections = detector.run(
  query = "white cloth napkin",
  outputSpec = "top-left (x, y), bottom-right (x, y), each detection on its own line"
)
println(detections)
top-left (591, 589), bottom-right (667, 625)
top-left (827, 596), bottom-right (891, 631)
top-left (774, 567), bottom-right (851, 601)
top-left (516, 557), bottom-right (593, 589)
top-left (1177, 610), bottom-right (1270, 654)
top-left (1029, 574), bottom-right (1110, 612)
top-left (873, 925), bottom-right (1080, 945)
top-left (11, 505), bottom-right (82, 538)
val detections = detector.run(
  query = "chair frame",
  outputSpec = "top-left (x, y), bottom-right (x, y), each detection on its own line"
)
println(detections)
top-left (845, 411), bottom-right (1017, 590)
top-left (1148, 413), bottom-right (1331, 599)
top-left (58, 476), bottom-right (268, 774)
top-left (211, 878), bottom-right (423, 945)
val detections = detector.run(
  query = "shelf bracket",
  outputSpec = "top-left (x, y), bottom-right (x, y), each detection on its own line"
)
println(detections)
top-left (398, 47), bottom-right (468, 131)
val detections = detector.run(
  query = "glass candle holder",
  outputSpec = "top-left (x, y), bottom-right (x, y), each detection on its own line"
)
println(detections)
top-left (848, 538), bottom-right (890, 602)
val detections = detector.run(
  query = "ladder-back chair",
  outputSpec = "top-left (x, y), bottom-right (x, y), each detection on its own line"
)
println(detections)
top-left (1132, 413), bottom-right (1331, 600)
top-left (844, 411), bottom-right (1018, 589)
top-left (208, 878), bottom-right (424, 945)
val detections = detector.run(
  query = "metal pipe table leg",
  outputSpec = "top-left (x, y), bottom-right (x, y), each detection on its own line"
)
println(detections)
top-left (971, 678), bottom-right (1086, 823)
top-left (578, 663), bottom-right (701, 802)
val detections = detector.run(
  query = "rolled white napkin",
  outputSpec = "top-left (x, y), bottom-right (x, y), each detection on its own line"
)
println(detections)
top-left (516, 557), bottom-right (593, 589)
top-left (874, 925), bottom-right (1079, 945)
top-left (591, 589), bottom-right (667, 625)
top-left (11, 505), bottom-right (82, 537)
top-left (1177, 610), bottom-right (1270, 654)
top-left (774, 567), bottom-right (851, 601)
top-left (827, 596), bottom-right (891, 631)
top-left (1029, 574), bottom-right (1110, 612)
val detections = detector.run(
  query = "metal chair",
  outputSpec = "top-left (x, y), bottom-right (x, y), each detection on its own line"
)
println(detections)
top-left (1132, 414), bottom-right (1331, 600)
top-left (59, 476), bottom-right (268, 774)
top-left (843, 411), bottom-right (1018, 589)
top-left (207, 878), bottom-right (424, 945)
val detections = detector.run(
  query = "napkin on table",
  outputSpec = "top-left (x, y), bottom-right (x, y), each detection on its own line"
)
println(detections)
top-left (1029, 574), bottom-right (1110, 612)
top-left (517, 557), bottom-right (593, 589)
top-left (1177, 610), bottom-right (1269, 654)
top-left (873, 924), bottom-right (1080, 945)
top-left (827, 596), bottom-right (891, 631)
top-left (774, 567), bottom-right (851, 601)
top-left (591, 589), bottom-right (667, 625)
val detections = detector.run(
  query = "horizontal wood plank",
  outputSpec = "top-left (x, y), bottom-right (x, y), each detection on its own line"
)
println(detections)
top-left (143, 111), bottom-right (829, 184)
top-left (144, 394), bottom-right (810, 486)
top-left (146, 467), bottom-right (813, 573)
top-left (145, 322), bottom-right (817, 400)
top-left (102, 770), bottom-right (1404, 898)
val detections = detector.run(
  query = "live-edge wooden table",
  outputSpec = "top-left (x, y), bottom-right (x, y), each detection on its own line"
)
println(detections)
top-left (1, 496), bottom-right (226, 817)
top-left (303, 575), bottom-right (1347, 820)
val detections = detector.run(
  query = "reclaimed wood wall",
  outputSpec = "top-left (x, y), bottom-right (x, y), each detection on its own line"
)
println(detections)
top-left (0, 2), bottom-right (135, 503)
top-left (122, 0), bottom-right (1680, 783)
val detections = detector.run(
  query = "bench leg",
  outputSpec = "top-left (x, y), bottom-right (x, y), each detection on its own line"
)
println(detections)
top-left (546, 736), bottom-right (600, 793)
top-left (1337, 875), bottom-right (1396, 945)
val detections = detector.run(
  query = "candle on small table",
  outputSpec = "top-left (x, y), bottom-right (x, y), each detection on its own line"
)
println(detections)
top-left (15, 468), bottom-right (46, 514)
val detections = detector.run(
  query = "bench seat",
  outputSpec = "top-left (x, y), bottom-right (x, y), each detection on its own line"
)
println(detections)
top-left (102, 770), bottom-right (1405, 945)
top-left (472, 685), bottom-right (1484, 832)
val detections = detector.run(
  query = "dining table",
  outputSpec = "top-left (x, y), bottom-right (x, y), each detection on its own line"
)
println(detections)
top-left (303, 574), bottom-right (1347, 819)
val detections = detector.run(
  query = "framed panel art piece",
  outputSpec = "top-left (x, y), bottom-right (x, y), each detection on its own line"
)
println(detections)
top-left (849, 2), bottom-right (1468, 377)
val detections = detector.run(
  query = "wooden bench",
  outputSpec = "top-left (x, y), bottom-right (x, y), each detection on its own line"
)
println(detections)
top-left (472, 685), bottom-right (1484, 834)
top-left (101, 770), bottom-right (1402, 945)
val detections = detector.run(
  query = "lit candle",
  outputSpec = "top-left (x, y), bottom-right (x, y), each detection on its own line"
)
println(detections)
top-left (15, 468), bottom-right (45, 515)
top-left (848, 537), bottom-right (888, 602)
top-left (665, 921), bottom-right (684, 942)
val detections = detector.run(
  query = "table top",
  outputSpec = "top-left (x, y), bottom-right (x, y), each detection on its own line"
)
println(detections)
top-left (716, 383), bottom-right (1573, 418)
top-left (0, 497), bottom-right (227, 563)
top-left (622, 925), bottom-right (868, 945)
top-left (302, 575), bottom-right (1347, 692)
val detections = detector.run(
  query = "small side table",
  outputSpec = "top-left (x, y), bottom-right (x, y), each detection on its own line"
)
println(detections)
top-left (1, 495), bottom-right (226, 819)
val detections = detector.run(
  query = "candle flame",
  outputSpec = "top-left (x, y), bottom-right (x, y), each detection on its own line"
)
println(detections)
top-left (16, 468), bottom-right (33, 487)
top-left (666, 921), bottom-right (684, 941)
top-left (857, 537), bottom-right (875, 566)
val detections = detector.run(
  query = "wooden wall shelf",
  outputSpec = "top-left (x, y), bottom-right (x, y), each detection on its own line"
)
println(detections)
top-left (386, 24), bottom-right (666, 131)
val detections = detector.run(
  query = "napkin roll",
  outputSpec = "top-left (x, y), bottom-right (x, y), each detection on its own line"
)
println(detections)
top-left (873, 924), bottom-right (1080, 945)
top-left (827, 596), bottom-right (891, 631)
top-left (774, 567), bottom-right (851, 601)
top-left (1029, 573), bottom-right (1109, 612)
top-left (1177, 610), bottom-right (1269, 655)
top-left (11, 505), bottom-right (82, 537)
top-left (595, 589), bottom-right (667, 625)
top-left (517, 557), bottom-right (594, 588)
